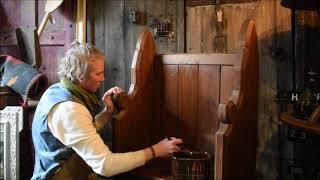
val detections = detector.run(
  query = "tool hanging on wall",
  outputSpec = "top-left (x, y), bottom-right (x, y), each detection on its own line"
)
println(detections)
top-left (16, 27), bottom-right (42, 69)
top-left (37, 0), bottom-right (64, 37)
top-left (213, 9), bottom-right (228, 53)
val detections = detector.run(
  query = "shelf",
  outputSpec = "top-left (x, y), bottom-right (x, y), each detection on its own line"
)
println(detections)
top-left (280, 112), bottom-right (320, 135)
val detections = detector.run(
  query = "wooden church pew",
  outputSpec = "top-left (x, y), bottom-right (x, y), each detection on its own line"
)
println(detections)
top-left (113, 19), bottom-right (259, 180)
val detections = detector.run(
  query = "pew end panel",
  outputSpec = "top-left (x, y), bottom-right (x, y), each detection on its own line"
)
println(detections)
top-left (215, 19), bottom-right (259, 180)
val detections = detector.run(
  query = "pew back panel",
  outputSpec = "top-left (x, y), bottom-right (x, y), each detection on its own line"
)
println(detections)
top-left (152, 54), bottom-right (240, 156)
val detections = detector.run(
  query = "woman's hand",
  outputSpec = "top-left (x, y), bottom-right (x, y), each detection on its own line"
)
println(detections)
top-left (152, 137), bottom-right (183, 158)
top-left (101, 86), bottom-right (123, 114)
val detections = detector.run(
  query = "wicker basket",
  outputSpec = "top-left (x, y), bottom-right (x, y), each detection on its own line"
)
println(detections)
top-left (172, 151), bottom-right (211, 180)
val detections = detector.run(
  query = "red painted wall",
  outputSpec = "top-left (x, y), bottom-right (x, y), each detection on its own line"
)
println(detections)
top-left (0, 0), bottom-right (76, 85)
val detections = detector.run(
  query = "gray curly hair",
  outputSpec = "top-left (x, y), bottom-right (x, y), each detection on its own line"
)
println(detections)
top-left (57, 41), bottom-right (105, 82)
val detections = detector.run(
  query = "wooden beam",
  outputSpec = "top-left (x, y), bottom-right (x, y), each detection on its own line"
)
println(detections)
top-left (76, 0), bottom-right (86, 43)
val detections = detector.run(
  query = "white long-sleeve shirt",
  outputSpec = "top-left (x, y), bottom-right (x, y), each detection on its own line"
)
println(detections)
top-left (47, 101), bottom-right (146, 177)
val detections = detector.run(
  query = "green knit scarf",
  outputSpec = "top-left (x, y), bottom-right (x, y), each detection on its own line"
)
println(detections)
top-left (60, 79), bottom-right (100, 116)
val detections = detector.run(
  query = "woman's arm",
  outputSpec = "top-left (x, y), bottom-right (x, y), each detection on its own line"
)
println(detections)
top-left (94, 86), bottom-right (123, 131)
top-left (48, 101), bottom-right (183, 177)
top-left (48, 101), bottom-right (146, 177)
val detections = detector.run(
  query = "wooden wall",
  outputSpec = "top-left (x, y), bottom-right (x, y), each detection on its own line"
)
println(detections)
top-left (0, 0), bottom-right (75, 85)
top-left (186, 1), bottom-right (290, 179)
top-left (186, 1), bottom-right (320, 179)
top-left (90, 0), bottom-right (185, 92)
top-left (1, 0), bottom-right (319, 179)
top-left (91, 0), bottom-right (319, 179)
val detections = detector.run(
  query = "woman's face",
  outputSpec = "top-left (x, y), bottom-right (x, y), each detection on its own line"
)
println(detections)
top-left (78, 57), bottom-right (105, 93)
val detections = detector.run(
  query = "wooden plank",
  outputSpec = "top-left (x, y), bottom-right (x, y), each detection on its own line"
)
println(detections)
top-left (187, 5), bottom-right (219, 53)
top-left (221, 3), bottom-right (253, 53)
top-left (201, 5), bottom-right (215, 53)
top-left (64, 0), bottom-right (75, 49)
top-left (167, 0), bottom-right (177, 53)
top-left (159, 65), bottom-right (179, 141)
top-left (152, 59), bottom-right (162, 143)
top-left (0, 30), bottom-right (17, 46)
top-left (0, 0), bottom-right (21, 28)
top-left (166, 0), bottom-right (185, 53)
top-left (178, 65), bottom-right (198, 149)
top-left (176, 0), bottom-right (185, 53)
top-left (104, 0), bottom-right (126, 91)
top-left (92, 0), bottom-right (105, 51)
top-left (0, 0), bottom-right (21, 51)
top-left (160, 53), bottom-right (240, 65)
top-left (20, 1), bottom-right (36, 27)
top-left (92, 0), bottom-right (106, 96)
top-left (39, 46), bottom-right (59, 84)
top-left (186, 6), bottom-right (201, 52)
top-left (197, 65), bottom-right (220, 155)
top-left (220, 65), bottom-right (234, 104)
top-left (38, 31), bottom-right (66, 45)
top-left (92, 0), bottom-right (126, 98)
top-left (0, 46), bottom-right (18, 56)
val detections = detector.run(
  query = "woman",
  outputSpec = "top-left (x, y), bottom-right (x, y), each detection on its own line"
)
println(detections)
top-left (31, 41), bottom-right (183, 179)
